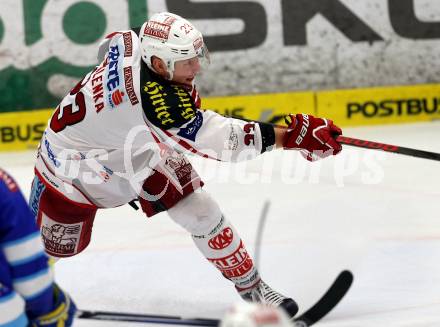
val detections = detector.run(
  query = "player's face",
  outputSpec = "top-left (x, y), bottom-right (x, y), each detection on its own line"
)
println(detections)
top-left (172, 57), bottom-right (201, 86)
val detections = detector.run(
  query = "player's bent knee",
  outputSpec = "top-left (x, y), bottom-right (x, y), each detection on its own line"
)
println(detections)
top-left (167, 190), bottom-right (222, 235)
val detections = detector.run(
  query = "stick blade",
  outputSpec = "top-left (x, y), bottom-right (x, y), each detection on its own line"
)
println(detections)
top-left (293, 270), bottom-right (354, 326)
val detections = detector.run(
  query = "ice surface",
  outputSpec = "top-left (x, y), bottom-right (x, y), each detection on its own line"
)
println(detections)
top-left (1, 122), bottom-right (439, 326)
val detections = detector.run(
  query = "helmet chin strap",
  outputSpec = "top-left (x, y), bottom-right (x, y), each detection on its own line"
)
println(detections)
top-left (166, 60), bottom-right (174, 80)
top-left (166, 70), bottom-right (174, 80)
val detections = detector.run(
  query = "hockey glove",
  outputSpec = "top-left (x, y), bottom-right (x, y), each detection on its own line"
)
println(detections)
top-left (30, 283), bottom-right (76, 327)
top-left (283, 113), bottom-right (342, 161)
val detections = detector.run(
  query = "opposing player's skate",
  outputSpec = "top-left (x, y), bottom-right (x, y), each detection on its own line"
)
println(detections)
top-left (238, 280), bottom-right (299, 319)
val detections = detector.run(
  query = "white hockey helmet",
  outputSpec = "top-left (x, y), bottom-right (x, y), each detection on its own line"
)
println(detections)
top-left (140, 12), bottom-right (210, 80)
top-left (220, 303), bottom-right (292, 327)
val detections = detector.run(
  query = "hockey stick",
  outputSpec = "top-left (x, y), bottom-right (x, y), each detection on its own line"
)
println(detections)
top-left (77, 270), bottom-right (353, 326)
top-left (293, 270), bottom-right (353, 326)
top-left (230, 115), bottom-right (440, 162)
top-left (253, 200), bottom-right (270, 268)
top-left (336, 135), bottom-right (440, 162)
top-left (76, 310), bottom-right (219, 326)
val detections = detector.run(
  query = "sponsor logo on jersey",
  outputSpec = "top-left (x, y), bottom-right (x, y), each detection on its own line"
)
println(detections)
top-left (208, 227), bottom-right (234, 250)
top-left (141, 76), bottom-right (198, 128)
top-left (107, 46), bottom-right (121, 91)
top-left (99, 165), bottom-right (113, 183)
top-left (106, 45), bottom-right (127, 108)
top-left (41, 215), bottom-right (82, 256)
top-left (123, 66), bottom-right (139, 105)
top-left (164, 153), bottom-right (193, 186)
top-left (0, 169), bottom-right (18, 192)
top-left (109, 89), bottom-right (125, 107)
top-left (143, 21), bottom-right (171, 40)
top-left (172, 86), bottom-right (196, 120)
top-left (143, 81), bottom-right (175, 126)
top-left (44, 137), bottom-right (61, 168)
top-left (122, 32), bottom-right (133, 57)
top-left (177, 111), bottom-right (203, 141)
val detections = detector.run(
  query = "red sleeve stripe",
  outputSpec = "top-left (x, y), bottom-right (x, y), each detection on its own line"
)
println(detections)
top-left (160, 128), bottom-right (220, 161)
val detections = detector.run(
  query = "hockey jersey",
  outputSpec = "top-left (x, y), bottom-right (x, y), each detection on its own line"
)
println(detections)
top-left (0, 168), bottom-right (54, 326)
top-left (35, 30), bottom-right (275, 208)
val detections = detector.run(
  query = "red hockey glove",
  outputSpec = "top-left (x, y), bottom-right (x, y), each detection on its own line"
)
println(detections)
top-left (283, 113), bottom-right (343, 161)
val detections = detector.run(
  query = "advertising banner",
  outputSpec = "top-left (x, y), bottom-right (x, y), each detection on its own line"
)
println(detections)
top-left (2, 1), bottom-right (440, 113)
top-left (3, 83), bottom-right (439, 151)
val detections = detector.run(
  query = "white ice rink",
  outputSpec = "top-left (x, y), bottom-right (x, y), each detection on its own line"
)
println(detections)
top-left (1, 122), bottom-right (440, 327)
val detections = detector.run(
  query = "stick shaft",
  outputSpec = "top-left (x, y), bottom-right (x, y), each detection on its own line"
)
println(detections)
top-left (336, 136), bottom-right (440, 161)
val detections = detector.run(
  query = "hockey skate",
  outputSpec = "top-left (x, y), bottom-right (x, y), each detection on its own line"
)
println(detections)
top-left (238, 280), bottom-right (299, 319)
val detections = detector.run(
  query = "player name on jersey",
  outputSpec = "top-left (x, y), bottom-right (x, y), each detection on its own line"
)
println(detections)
top-left (92, 60), bottom-right (108, 113)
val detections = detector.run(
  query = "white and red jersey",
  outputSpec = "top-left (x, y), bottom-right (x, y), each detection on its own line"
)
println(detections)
top-left (35, 30), bottom-right (275, 208)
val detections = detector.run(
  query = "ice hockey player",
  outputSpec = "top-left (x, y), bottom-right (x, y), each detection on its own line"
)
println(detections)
top-left (0, 168), bottom-right (76, 326)
top-left (30, 12), bottom-right (342, 319)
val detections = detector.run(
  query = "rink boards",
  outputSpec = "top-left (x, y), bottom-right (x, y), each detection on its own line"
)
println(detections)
top-left (1, 83), bottom-right (440, 151)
